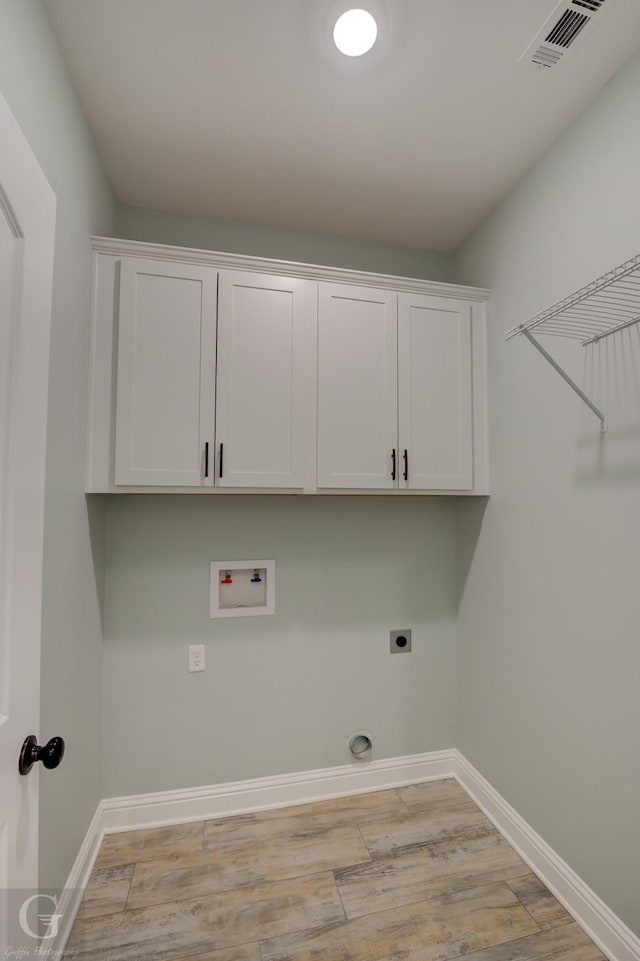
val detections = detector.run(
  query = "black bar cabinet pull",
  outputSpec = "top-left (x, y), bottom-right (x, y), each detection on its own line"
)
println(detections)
top-left (391, 449), bottom-right (396, 480)
top-left (204, 442), bottom-right (209, 478)
top-left (403, 449), bottom-right (409, 481)
top-left (219, 442), bottom-right (224, 479)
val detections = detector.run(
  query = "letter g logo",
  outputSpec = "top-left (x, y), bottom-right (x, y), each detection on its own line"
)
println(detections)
top-left (18, 893), bottom-right (63, 940)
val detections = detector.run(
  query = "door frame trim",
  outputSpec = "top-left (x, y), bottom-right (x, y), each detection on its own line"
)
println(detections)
top-left (0, 89), bottom-right (56, 895)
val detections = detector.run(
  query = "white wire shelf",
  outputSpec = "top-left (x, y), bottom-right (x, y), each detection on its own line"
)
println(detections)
top-left (506, 253), bottom-right (640, 345)
top-left (505, 254), bottom-right (640, 433)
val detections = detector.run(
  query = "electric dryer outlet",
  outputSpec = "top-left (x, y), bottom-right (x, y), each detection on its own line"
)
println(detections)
top-left (390, 630), bottom-right (412, 653)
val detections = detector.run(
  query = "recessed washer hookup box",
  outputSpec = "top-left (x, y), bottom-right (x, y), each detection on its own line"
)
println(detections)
top-left (210, 560), bottom-right (275, 618)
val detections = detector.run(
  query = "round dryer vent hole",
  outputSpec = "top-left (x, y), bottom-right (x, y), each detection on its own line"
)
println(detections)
top-left (349, 733), bottom-right (372, 760)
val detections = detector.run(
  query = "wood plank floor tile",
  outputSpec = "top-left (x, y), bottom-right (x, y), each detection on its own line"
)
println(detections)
top-left (72, 781), bottom-right (605, 961)
top-left (67, 872), bottom-right (344, 961)
top-left (203, 808), bottom-right (372, 853)
top-left (128, 823), bottom-right (370, 910)
top-left (172, 944), bottom-right (261, 961)
top-left (261, 881), bottom-right (540, 961)
top-left (507, 874), bottom-right (573, 930)
top-left (204, 789), bottom-right (408, 831)
top-left (359, 796), bottom-right (496, 857)
top-left (446, 921), bottom-right (605, 959)
top-left (336, 832), bottom-right (529, 918)
top-left (94, 821), bottom-right (204, 869)
top-left (398, 778), bottom-right (468, 810)
top-left (79, 864), bottom-right (134, 919)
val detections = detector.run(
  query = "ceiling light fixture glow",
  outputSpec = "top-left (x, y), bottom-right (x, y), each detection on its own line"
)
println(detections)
top-left (333, 9), bottom-right (378, 57)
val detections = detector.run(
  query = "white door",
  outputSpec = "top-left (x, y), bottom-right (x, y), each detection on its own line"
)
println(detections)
top-left (317, 283), bottom-right (397, 488)
top-left (215, 270), bottom-right (314, 488)
top-left (398, 293), bottom-right (473, 490)
top-left (0, 92), bottom-right (56, 947)
top-left (114, 258), bottom-right (217, 487)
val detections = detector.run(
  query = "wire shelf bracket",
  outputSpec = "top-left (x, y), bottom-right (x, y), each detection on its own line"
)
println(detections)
top-left (521, 329), bottom-right (606, 433)
top-left (506, 253), bottom-right (640, 433)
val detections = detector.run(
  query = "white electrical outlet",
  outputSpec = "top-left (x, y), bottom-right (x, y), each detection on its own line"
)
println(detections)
top-left (188, 644), bottom-right (206, 672)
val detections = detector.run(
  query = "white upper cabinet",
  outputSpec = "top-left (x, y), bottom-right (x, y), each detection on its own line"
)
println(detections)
top-left (215, 270), bottom-right (314, 488)
top-left (398, 293), bottom-right (472, 491)
top-left (87, 238), bottom-right (489, 494)
top-left (114, 258), bottom-right (217, 486)
top-left (317, 283), bottom-right (398, 489)
top-left (317, 287), bottom-right (475, 491)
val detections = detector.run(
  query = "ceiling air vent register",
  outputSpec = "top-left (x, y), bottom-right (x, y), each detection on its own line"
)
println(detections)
top-left (572, 0), bottom-right (606, 9)
top-left (521, 0), bottom-right (615, 70)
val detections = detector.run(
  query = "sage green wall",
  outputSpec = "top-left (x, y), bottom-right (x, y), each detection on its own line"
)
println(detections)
top-left (102, 496), bottom-right (457, 796)
top-left (0, 0), bottom-right (115, 887)
top-left (106, 192), bottom-right (457, 796)
top-left (454, 52), bottom-right (640, 936)
top-left (103, 138), bottom-right (458, 802)
top-left (116, 203), bottom-right (453, 282)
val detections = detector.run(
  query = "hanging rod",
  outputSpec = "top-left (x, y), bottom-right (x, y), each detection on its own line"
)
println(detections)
top-left (582, 313), bottom-right (640, 346)
top-left (506, 254), bottom-right (640, 433)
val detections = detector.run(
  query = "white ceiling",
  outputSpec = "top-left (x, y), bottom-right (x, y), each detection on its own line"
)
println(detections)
top-left (45, 0), bottom-right (640, 252)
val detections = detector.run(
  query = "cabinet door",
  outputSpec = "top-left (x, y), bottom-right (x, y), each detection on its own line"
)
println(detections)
top-left (115, 258), bottom-right (217, 486)
top-left (215, 270), bottom-right (314, 488)
top-left (398, 293), bottom-right (472, 491)
top-left (318, 283), bottom-right (397, 489)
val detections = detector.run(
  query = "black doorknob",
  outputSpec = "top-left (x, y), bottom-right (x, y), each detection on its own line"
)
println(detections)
top-left (19, 735), bottom-right (65, 776)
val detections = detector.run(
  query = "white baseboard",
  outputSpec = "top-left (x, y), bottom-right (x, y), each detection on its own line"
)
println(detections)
top-left (453, 751), bottom-right (640, 961)
top-left (100, 750), bottom-right (457, 833)
top-left (50, 800), bottom-right (104, 956)
top-left (56, 749), bottom-right (640, 961)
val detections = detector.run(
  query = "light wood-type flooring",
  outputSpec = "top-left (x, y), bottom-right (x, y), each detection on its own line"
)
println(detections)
top-left (66, 779), bottom-right (606, 961)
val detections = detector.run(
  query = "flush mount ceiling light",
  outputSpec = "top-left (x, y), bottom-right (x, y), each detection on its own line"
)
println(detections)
top-left (333, 8), bottom-right (378, 57)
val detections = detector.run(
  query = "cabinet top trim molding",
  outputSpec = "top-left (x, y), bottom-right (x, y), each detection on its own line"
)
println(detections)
top-left (92, 236), bottom-right (490, 303)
